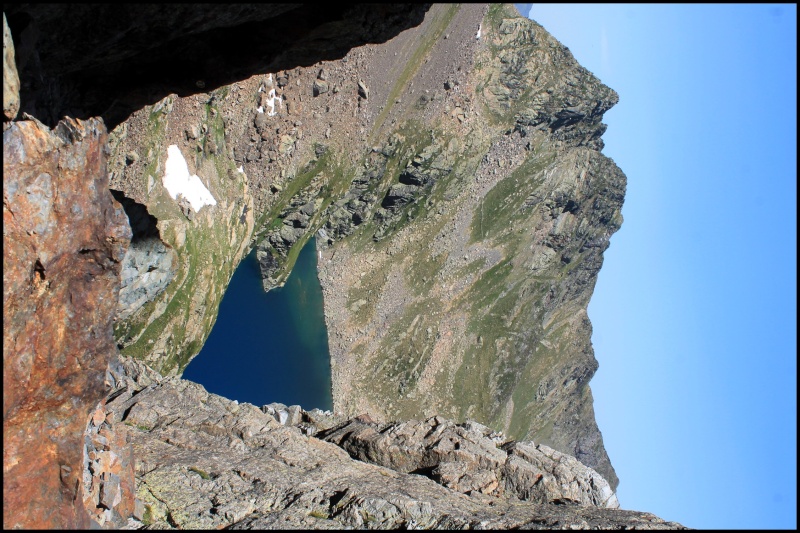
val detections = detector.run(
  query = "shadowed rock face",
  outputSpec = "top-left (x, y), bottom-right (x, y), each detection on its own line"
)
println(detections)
top-left (3, 3), bottom-right (429, 129)
top-left (2, 117), bottom-right (130, 529)
top-left (110, 190), bottom-right (177, 322)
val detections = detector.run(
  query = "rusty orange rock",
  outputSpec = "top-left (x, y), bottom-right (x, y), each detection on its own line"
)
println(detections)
top-left (92, 407), bottom-right (106, 427)
top-left (3, 117), bottom-right (130, 529)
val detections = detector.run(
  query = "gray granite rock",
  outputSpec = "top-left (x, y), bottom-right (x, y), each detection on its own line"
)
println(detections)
top-left (99, 358), bottom-right (682, 530)
top-left (319, 417), bottom-right (619, 508)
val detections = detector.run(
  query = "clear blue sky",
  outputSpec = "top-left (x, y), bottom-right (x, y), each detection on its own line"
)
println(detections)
top-left (519, 4), bottom-right (797, 529)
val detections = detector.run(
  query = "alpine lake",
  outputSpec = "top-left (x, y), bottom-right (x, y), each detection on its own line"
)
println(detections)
top-left (182, 237), bottom-right (333, 411)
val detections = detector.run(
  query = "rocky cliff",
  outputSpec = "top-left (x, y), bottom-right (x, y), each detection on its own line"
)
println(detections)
top-left (90, 355), bottom-right (684, 529)
top-left (2, 4), bottom-right (428, 527)
top-left (3, 3), bottom-right (682, 529)
top-left (3, 115), bottom-right (130, 528)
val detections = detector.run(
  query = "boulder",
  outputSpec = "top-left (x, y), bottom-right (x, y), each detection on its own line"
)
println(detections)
top-left (358, 80), bottom-right (369, 99)
top-left (382, 183), bottom-right (418, 208)
top-left (99, 473), bottom-right (122, 510)
top-left (313, 79), bottom-right (329, 96)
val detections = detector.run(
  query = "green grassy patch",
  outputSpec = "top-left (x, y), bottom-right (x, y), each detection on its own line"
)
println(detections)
top-left (188, 466), bottom-right (211, 480)
top-left (470, 151), bottom-right (554, 243)
top-left (369, 300), bottom-right (438, 404)
top-left (405, 250), bottom-right (447, 297)
top-left (123, 421), bottom-right (152, 432)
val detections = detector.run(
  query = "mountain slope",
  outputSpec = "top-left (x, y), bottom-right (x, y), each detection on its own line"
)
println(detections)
top-left (108, 3), bottom-right (623, 487)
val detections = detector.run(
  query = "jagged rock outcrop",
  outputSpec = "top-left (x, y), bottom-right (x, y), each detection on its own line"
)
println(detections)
top-left (318, 417), bottom-right (619, 508)
top-left (3, 117), bottom-right (130, 529)
top-left (97, 357), bottom-right (683, 530)
top-left (256, 179), bottom-right (327, 292)
top-left (3, 13), bottom-right (19, 120)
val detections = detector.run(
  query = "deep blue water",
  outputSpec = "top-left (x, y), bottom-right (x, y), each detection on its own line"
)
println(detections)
top-left (182, 237), bottom-right (333, 410)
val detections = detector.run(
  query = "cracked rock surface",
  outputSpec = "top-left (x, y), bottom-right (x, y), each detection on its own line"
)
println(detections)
top-left (101, 357), bottom-right (683, 530)
top-left (3, 116), bottom-right (130, 529)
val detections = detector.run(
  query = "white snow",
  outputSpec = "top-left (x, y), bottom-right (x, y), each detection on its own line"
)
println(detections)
top-left (162, 145), bottom-right (217, 212)
top-left (265, 88), bottom-right (281, 116)
top-left (256, 74), bottom-right (282, 116)
top-left (476, 24), bottom-right (482, 39)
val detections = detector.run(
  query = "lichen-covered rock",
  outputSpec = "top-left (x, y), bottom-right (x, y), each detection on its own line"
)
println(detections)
top-left (2, 117), bottom-right (130, 528)
top-left (101, 359), bottom-right (683, 530)
top-left (319, 417), bottom-right (619, 508)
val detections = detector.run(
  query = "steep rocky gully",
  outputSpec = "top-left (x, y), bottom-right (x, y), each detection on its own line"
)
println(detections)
top-left (3, 4), bottom-right (684, 529)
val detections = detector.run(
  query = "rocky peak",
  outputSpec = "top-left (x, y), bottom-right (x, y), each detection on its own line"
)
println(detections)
top-left (477, 11), bottom-right (618, 150)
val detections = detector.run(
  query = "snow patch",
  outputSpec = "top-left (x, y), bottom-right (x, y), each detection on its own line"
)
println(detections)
top-left (256, 74), bottom-right (282, 116)
top-left (162, 145), bottom-right (217, 212)
top-left (265, 88), bottom-right (281, 116)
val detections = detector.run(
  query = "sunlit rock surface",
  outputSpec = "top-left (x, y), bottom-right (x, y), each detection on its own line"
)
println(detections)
top-left (104, 357), bottom-right (683, 530)
top-left (3, 117), bottom-right (129, 528)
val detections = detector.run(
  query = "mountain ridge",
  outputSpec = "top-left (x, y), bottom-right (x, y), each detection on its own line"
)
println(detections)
top-left (1, 3), bottom-right (676, 529)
